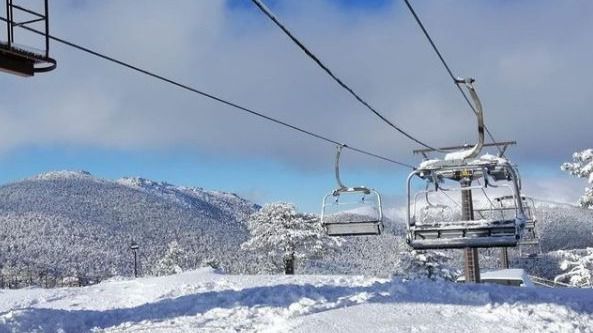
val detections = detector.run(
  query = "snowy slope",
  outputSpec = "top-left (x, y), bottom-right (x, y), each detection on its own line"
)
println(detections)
top-left (0, 269), bottom-right (592, 332)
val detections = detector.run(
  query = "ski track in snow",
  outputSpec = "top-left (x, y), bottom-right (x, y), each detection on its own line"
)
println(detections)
top-left (0, 269), bottom-right (592, 333)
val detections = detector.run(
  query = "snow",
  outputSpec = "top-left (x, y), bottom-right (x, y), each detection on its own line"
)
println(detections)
top-left (419, 153), bottom-right (508, 170)
top-left (0, 269), bottom-right (592, 332)
top-left (27, 170), bottom-right (97, 181)
top-left (419, 159), bottom-right (441, 169)
top-left (478, 268), bottom-right (529, 281)
top-left (457, 269), bottom-right (533, 287)
top-left (444, 149), bottom-right (474, 161)
top-left (562, 148), bottom-right (593, 208)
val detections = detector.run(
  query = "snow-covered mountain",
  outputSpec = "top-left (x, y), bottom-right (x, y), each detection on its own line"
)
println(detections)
top-left (534, 201), bottom-right (593, 251)
top-left (0, 171), bottom-right (259, 287)
top-left (1, 171), bottom-right (592, 287)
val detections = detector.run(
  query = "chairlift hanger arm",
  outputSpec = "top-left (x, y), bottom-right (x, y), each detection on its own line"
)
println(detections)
top-left (411, 78), bottom-right (489, 161)
top-left (454, 78), bottom-right (484, 160)
top-left (332, 145), bottom-right (371, 195)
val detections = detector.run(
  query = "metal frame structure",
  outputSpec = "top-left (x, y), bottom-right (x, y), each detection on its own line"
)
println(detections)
top-left (321, 145), bottom-right (384, 236)
top-left (406, 78), bottom-right (526, 250)
top-left (407, 160), bottom-right (526, 249)
top-left (0, 0), bottom-right (56, 76)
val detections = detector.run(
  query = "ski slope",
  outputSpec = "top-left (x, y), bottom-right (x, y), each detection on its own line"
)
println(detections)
top-left (0, 268), bottom-right (592, 332)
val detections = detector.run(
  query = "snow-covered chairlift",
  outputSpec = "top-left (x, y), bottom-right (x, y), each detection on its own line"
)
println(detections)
top-left (321, 145), bottom-right (384, 236)
top-left (406, 78), bottom-right (526, 249)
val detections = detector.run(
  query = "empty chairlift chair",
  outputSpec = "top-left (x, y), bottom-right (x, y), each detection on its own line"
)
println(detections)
top-left (405, 78), bottom-right (527, 250)
top-left (407, 160), bottom-right (526, 249)
top-left (321, 145), bottom-right (384, 236)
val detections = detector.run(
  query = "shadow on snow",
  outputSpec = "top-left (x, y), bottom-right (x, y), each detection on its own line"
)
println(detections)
top-left (1, 279), bottom-right (592, 332)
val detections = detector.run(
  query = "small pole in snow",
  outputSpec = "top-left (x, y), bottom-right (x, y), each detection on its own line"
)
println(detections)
top-left (130, 240), bottom-right (139, 278)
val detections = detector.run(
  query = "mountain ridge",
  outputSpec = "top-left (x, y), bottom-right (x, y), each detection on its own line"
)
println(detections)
top-left (0, 170), bottom-right (260, 286)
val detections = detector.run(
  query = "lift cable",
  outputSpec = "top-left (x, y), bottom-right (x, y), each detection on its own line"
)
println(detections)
top-left (250, 0), bottom-right (442, 152)
top-left (0, 17), bottom-right (415, 170)
top-left (402, 0), bottom-right (505, 156)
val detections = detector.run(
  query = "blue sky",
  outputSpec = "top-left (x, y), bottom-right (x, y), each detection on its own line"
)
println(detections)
top-left (0, 0), bottom-right (590, 211)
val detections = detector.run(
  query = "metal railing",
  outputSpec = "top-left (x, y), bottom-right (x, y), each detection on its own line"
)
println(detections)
top-left (529, 275), bottom-right (576, 288)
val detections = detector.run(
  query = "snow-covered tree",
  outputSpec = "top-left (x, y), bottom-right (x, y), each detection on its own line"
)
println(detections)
top-left (153, 241), bottom-right (186, 276)
top-left (393, 250), bottom-right (458, 281)
top-left (554, 248), bottom-right (593, 288)
top-left (241, 202), bottom-right (342, 274)
top-left (562, 149), bottom-right (593, 208)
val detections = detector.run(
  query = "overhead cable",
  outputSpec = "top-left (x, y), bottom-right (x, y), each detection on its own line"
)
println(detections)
top-left (402, 0), bottom-right (504, 156)
top-left (251, 0), bottom-right (442, 152)
top-left (1, 16), bottom-right (415, 170)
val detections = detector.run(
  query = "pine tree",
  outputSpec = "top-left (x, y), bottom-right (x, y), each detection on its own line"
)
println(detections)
top-left (393, 249), bottom-right (458, 281)
top-left (241, 202), bottom-right (342, 274)
top-left (562, 149), bottom-right (593, 208)
top-left (554, 248), bottom-right (593, 287)
top-left (153, 241), bottom-right (186, 276)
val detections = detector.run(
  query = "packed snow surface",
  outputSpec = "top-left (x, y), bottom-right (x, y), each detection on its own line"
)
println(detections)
top-left (1, 269), bottom-right (592, 333)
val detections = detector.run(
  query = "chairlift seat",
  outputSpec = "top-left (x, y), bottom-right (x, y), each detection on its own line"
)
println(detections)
top-left (324, 220), bottom-right (383, 236)
top-left (408, 218), bottom-right (520, 249)
top-left (0, 42), bottom-right (56, 76)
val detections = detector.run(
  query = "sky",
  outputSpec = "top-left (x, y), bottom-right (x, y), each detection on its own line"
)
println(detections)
top-left (0, 0), bottom-right (591, 212)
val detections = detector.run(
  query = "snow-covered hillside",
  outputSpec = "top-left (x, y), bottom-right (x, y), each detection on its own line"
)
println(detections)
top-left (0, 268), bottom-right (592, 332)
top-left (1, 171), bottom-right (591, 288)
top-left (534, 202), bottom-right (593, 251)
top-left (0, 171), bottom-right (259, 286)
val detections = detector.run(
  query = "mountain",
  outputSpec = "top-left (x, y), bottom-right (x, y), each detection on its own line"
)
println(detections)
top-left (0, 170), bottom-right (259, 287)
top-left (533, 201), bottom-right (593, 252)
top-left (1, 171), bottom-right (591, 287)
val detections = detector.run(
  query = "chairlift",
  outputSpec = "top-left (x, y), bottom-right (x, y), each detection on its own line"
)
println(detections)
top-left (0, 0), bottom-right (56, 76)
top-left (321, 145), bottom-right (384, 236)
top-left (406, 78), bottom-right (526, 249)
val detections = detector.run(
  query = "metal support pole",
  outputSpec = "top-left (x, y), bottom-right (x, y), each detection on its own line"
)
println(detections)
top-left (44, 0), bottom-right (49, 57)
top-left (461, 177), bottom-right (480, 283)
top-left (130, 240), bottom-right (139, 278)
top-left (6, 0), bottom-right (11, 46)
top-left (8, 0), bottom-right (13, 43)
top-left (133, 250), bottom-right (138, 278)
top-left (500, 247), bottom-right (509, 269)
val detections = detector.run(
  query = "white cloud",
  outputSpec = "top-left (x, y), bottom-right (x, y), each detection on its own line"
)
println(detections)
top-left (0, 0), bottom-right (591, 172)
